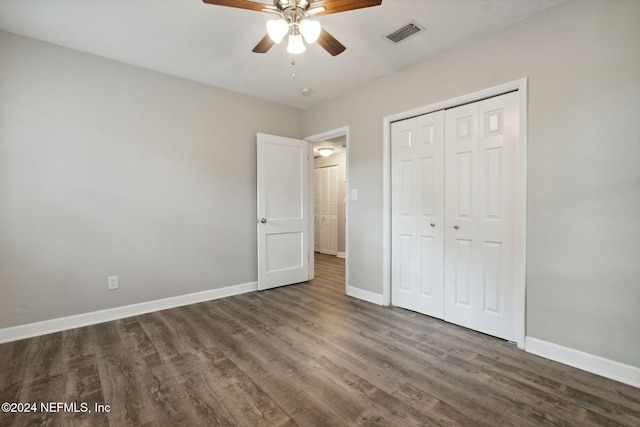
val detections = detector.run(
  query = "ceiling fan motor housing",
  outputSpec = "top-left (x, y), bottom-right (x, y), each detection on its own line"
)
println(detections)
top-left (275, 0), bottom-right (312, 12)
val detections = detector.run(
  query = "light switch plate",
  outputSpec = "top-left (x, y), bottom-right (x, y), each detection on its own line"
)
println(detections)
top-left (108, 276), bottom-right (119, 290)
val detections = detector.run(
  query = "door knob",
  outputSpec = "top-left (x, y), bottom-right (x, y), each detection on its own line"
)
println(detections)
top-left (259, 218), bottom-right (267, 224)
top-left (453, 225), bottom-right (459, 230)
top-left (430, 223), bottom-right (436, 227)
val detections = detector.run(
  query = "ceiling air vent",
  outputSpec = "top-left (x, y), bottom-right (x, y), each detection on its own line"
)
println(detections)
top-left (386, 22), bottom-right (424, 44)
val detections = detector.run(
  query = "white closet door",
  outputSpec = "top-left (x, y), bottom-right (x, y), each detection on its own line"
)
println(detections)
top-left (326, 166), bottom-right (338, 254)
top-left (476, 92), bottom-right (518, 340)
top-left (315, 165), bottom-right (338, 255)
top-left (443, 102), bottom-right (480, 329)
top-left (314, 168), bottom-right (321, 252)
top-left (391, 110), bottom-right (445, 318)
top-left (444, 92), bottom-right (518, 341)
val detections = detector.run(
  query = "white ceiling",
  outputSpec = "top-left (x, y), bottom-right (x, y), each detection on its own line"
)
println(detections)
top-left (0, 0), bottom-right (562, 108)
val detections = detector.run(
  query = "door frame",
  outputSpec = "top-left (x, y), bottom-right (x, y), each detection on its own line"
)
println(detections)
top-left (305, 126), bottom-right (350, 291)
top-left (382, 79), bottom-right (528, 349)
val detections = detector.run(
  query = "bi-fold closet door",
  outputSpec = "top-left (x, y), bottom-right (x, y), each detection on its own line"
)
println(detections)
top-left (391, 92), bottom-right (519, 341)
top-left (314, 165), bottom-right (338, 255)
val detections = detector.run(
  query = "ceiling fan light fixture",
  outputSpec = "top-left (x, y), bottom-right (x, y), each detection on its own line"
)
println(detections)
top-left (299, 19), bottom-right (321, 44)
top-left (287, 33), bottom-right (306, 54)
top-left (204, 0), bottom-right (382, 57)
top-left (266, 18), bottom-right (289, 43)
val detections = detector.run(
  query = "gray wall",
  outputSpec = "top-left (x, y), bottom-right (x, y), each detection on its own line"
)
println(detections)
top-left (0, 31), bottom-right (302, 328)
top-left (302, 0), bottom-right (640, 368)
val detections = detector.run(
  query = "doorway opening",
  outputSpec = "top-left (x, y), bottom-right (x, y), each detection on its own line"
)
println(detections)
top-left (305, 127), bottom-right (349, 292)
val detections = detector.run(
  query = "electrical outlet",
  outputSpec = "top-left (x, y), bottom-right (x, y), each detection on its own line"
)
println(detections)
top-left (108, 276), bottom-right (119, 290)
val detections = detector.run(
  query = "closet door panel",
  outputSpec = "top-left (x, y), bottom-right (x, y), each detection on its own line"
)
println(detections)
top-left (444, 103), bottom-right (479, 330)
top-left (476, 92), bottom-right (518, 341)
top-left (392, 122), bottom-right (418, 311)
top-left (392, 110), bottom-right (445, 318)
top-left (314, 168), bottom-right (321, 252)
top-left (326, 166), bottom-right (338, 255)
top-left (315, 165), bottom-right (338, 255)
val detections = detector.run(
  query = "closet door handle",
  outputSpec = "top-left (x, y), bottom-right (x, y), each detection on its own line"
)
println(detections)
top-left (453, 225), bottom-right (459, 230)
top-left (259, 218), bottom-right (267, 224)
top-left (430, 223), bottom-right (436, 227)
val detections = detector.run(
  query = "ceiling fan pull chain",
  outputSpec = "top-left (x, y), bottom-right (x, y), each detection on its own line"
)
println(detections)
top-left (291, 56), bottom-right (296, 80)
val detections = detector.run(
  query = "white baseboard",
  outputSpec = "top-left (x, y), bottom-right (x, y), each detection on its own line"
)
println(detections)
top-left (337, 252), bottom-right (346, 259)
top-left (0, 281), bottom-right (258, 344)
top-left (525, 337), bottom-right (640, 388)
top-left (346, 286), bottom-right (384, 306)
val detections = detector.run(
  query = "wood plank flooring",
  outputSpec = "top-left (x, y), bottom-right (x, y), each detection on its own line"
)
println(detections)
top-left (1, 253), bottom-right (639, 426)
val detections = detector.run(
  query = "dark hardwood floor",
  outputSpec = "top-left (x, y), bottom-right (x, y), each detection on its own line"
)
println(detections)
top-left (1, 253), bottom-right (639, 426)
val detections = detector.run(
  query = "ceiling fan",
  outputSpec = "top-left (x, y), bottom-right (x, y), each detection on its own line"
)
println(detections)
top-left (202, 0), bottom-right (383, 56)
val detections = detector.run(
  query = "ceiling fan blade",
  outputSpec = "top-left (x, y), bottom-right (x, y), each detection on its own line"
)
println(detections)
top-left (252, 34), bottom-right (276, 54)
top-left (312, 0), bottom-right (382, 15)
top-left (202, 0), bottom-right (267, 12)
top-left (317, 28), bottom-right (346, 56)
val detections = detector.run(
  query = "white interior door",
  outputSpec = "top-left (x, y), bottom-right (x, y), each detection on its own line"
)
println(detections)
top-left (257, 133), bottom-right (310, 291)
top-left (391, 110), bottom-right (446, 318)
top-left (444, 92), bottom-right (518, 341)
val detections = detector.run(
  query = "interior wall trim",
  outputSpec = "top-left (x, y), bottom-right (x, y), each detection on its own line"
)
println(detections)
top-left (0, 281), bottom-right (258, 344)
top-left (525, 337), bottom-right (640, 388)
top-left (346, 286), bottom-right (384, 306)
